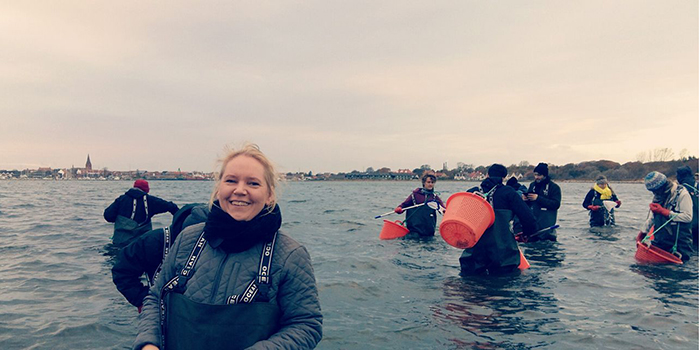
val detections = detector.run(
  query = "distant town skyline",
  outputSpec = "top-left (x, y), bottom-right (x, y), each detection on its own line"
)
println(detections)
top-left (1, 2), bottom-right (697, 173)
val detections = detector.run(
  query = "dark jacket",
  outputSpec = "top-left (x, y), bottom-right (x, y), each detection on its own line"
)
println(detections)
top-left (111, 204), bottom-right (209, 308)
top-left (460, 178), bottom-right (537, 275)
top-left (134, 217), bottom-right (323, 349)
top-left (526, 177), bottom-right (561, 241)
top-left (582, 187), bottom-right (620, 227)
top-left (104, 188), bottom-right (179, 225)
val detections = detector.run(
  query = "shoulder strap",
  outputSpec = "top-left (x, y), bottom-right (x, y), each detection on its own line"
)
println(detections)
top-left (227, 231), bottom-right (279, 305)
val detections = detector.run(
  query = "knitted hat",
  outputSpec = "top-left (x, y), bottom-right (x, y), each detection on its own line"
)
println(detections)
top-left (534, 162), bottom-right (549, 177)
top-left (644, 171), bottom-right (667, 191)
top-left (595, 175), bottom-right (608, 185)
top-left (506, 176), bottom-right (519, 188)
top-left (133, 179), bottom-right (150, 193)
top-left (487, 164), bottom-right (508, 178)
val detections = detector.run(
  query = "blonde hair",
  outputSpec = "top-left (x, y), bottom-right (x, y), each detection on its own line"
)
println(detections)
top-left (209, 143), bottom-right (278, 211)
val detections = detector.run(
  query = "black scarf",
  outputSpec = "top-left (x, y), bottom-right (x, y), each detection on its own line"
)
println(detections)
top-left (651, 182), bottom-right (673, 206)
top-left (203, 201), bottom-right (282, 253)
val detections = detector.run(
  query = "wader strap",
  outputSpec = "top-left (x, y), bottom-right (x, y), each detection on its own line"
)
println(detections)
top-left (130, 195), bottom-right (149, 222)
top-left (151, 226), bottom-right (171, 285)
top-left (227, 231), bottom-right (278, 304)
top-left (160, 230), bottom-right (207, 348)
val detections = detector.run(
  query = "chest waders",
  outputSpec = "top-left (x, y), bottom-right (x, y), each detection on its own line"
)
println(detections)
top-left (531, 183), bottom-right (557, 240)
top-left (651, 188), bottom-right (693, 262)
top-left (589, 193), bottom-right (615, 227)
top-left (460, 208), bottom-right (520, 275)
top-left (113, 195), bottom-right (153, 247)
top-left (405, 192), bottom-right (438, 237)
top-left (159, 231), bottom-right (280, 350)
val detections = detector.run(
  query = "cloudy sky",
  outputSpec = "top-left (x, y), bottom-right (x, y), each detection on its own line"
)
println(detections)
top-left (1, 1), bottom-right (697, 173)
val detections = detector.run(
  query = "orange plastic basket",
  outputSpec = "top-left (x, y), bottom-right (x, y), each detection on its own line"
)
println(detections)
top-left (439, 192), bottom-right (495, 249)
top-left (635, 241), bottom-right (682, 264)
top-left (379, 220), bottom-right (410, 240)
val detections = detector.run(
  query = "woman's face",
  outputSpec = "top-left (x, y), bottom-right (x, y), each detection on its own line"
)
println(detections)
top-left (597, 182), bottom-right (607, 189)
top-left (217, 155), bottom-right (273, 221)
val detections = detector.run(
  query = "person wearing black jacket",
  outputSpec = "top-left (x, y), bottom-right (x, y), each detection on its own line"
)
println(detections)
top-left (460, 164), bottom-right (537, 275)
top-left (582, 175), bottom-right (621, 227)
top-left (104, 180), bottom-right (179, 246)
top-left (525, 163), bottom-right (561, 241)
top-left (111, 203), bottom-right (209, 311)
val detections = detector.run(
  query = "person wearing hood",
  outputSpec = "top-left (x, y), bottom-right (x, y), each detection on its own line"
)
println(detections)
top-left (134, 144), bottom-right (322, 350)
top-left (104, 180), bottom-right (180, 247)
top-left (676, 165), bottom-right (698, 247)
top-left (525, 163), bottom-right (561, 241)
top-left (459, 164), bottom-right (537, 275)
top-left (112, 203), bottom-right (209, 313)
top-left (582, 175), bottom-right (621, 227)
top-left (639, 171), bottom-right (694, 262)
top-left (394, 170), bottom-right (445, 238)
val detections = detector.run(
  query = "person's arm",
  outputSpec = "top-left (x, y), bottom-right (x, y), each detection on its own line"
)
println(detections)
top-left (112, 229), bottom-right (164, 308)
top-left (148, 196), bottom-right (180, 216)
top-left (671, 190), bottom-right (693, 223)
top-left (104, 196), bottom-right (123, 222)
top-left (582, 190), bottom-right (594, 209)
top-left (249, 247), bottom-right (322, 350)
top-left (536, 183), bottom-right (561, 210)
top-left (510, 191), bottom-right (537, 236)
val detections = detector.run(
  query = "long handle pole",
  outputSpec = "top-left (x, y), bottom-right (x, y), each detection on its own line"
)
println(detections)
top-left (374, 203), bottom-right (425, 219)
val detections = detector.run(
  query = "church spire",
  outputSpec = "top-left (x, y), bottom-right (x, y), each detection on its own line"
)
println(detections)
top-left (86, 154), bottom-right (92, 171)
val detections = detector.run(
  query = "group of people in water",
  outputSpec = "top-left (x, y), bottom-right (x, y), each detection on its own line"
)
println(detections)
top-left (102, 144), bottom-right (698, 350)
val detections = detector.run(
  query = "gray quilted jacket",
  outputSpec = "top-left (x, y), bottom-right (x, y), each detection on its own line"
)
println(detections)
top-left (134, 222), bottom-right (323, 349)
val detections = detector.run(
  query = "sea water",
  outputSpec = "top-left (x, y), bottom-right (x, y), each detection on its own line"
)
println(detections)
top-left (0, 180), bottom-right (697, 349)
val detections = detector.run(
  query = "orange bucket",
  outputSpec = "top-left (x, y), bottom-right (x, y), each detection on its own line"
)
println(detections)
top-left (518, 249), bottom-right (530, 270)
top-left (380, 220), bottom-right (410, 240)
top-left (439, 192), bottom-right (495, 248)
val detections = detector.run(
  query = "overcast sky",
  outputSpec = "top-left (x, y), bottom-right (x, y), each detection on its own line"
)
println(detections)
top-left (1, 1), bottom-right (697, 173)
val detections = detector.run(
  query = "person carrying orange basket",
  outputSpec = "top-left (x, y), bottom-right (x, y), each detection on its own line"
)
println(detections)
top-left (638, 171), bottom-right (694, 262)
top-left (459, 164), bottom-right (537, 275)
top-left (394, 170), bottom-right (445, 238)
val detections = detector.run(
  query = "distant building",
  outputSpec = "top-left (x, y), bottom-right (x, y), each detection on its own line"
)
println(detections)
top-left (85, 154), bottom-right (92, 171)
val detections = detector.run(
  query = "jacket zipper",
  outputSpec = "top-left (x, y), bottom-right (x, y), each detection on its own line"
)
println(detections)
top-left (209, 253), bottom-right (229, 303)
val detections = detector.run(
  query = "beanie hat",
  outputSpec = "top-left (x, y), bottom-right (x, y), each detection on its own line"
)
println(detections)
top-left (595, 175), bottom-right (608, 185)
top-left (676, 165), bottom-right (693, 180)
top-left (534, 163), bottom-right (549, 177)
top-left (487, 164), bottom-right (508, 178)
top-left (644, 171), bottom-right (667, 191)
top-left (134, 179), bottom-right (150, 193)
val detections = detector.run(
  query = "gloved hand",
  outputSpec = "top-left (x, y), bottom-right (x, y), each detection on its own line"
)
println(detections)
top-left (615, 200), bottom-right (621, 208)
top-left (649, 203), bottom-right (671, 217)
top-left (587, 205), bottom-right (600, 211)
top-left (138, 304), bottom-right (143, 313)
top-left (394, 207), bottom-right (403, 214)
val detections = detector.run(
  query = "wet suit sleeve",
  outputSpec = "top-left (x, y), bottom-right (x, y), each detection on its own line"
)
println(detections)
top-left (104, 195), bottom-right (124, 222)
top-left (112, 229), bottom-right (165, 307)
top-left (510, 191), bottom-right (537, 236)
top-left (250, 246), bottom-right (322, 350)
top-left (582, 189), bottom-right (594, 209)
top-left (536, 183), bottom-right (561, 210)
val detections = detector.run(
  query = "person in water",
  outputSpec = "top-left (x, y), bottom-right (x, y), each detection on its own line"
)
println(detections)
top-left (394, 170), bottom-right (445, 238)
top-left (506, 176), bottom-right (528, 234)
top-left (525, 163), bottom-right (561, 241)
top-left (582, 175), bottom-right (621, 227)
top-left (676, 165), bottom-right (698, 248)
top-left (134, 144), bottom-right (322, 350)
top-left (460, 164), bottom-right (537, 275)
top-left (104, 180), bottom-right (179, 247)
top-left (112, 203), bottom-right (208, 313)
top-left (639, 171), bottom-right (694, 262)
